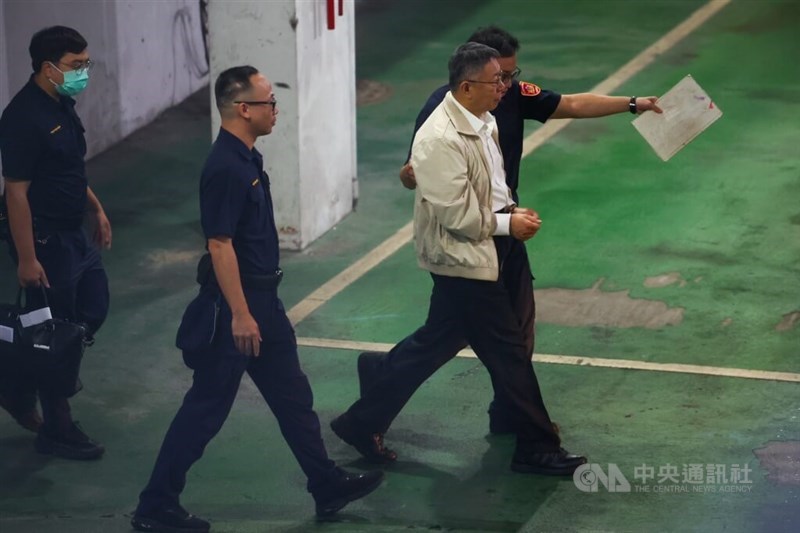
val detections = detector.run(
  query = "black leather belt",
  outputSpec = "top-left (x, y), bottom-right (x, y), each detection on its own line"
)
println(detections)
top-left (495, 205), bottom-right (515, 214)
top-left (33, 217), bottom-right (83, 231)
top-left (196, 253), bottom-right (282, 290)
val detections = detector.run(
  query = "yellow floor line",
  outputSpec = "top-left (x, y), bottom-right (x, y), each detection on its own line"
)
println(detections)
top-left (286, 221), bottom-right (413, 325)
top-left (296, 336), bottom-right (800, 384)
top-left (522, 0), bottom-right (732, 157)
top-left (286, 0), bottom-right (731, 328)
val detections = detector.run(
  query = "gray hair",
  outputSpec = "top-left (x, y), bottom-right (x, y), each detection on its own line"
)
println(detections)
top-left (448, 42), bottom-right (499, 91)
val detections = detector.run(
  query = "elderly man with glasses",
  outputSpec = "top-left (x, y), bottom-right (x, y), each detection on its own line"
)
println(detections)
top-left (331, 42), bottom-right (589, 476)
top-left (378, 26), bottom-right (663, 439)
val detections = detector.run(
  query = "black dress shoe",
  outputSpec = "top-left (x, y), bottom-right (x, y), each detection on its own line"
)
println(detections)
top-left (330, 413), bottom-right (397, 464)
top-left (131, 505), bottom-right (210, 532)
top-left (313, 469), bottom-right (384, 517)
top-left (511, 447), bottom-right (587, 476)
top-left (357, 351), bottom-right (384, 397)
top-left (35, 422), bottom-right (104, 460)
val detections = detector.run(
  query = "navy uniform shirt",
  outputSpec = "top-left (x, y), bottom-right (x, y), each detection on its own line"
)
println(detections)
top-left (407, 80), bottom-right (561, 202)
top-left (200, 128), bottom-right (279, 276)
top-left (0, 77), bottom-right (88, 227)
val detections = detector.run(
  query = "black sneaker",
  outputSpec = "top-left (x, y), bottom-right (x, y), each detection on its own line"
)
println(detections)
top-left (313, 469), bottom-right (384, 517)
top-left (131, 505), bottom-right (210, 532)
top-left (35, 421), bottom-right (105, 460)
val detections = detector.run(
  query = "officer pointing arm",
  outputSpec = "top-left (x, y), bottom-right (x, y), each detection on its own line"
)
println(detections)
top-left (400, 26), bottom-right (662, 191)
top-left (400, 91), bottom-right (662, 190)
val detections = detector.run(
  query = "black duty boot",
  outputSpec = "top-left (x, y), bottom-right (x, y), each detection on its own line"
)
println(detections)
top-left (35, 421), bottom-right (104, 460)
top-left (131, 504), bottom-right (210, 532)
top-left (313, 469), bottom-right (384, 517)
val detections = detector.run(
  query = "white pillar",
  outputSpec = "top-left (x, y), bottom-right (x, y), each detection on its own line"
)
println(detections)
top-left (208, 0), bottom-right (357, 250)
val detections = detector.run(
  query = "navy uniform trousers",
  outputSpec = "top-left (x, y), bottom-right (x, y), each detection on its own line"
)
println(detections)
top-left (137, 285), bottom-right (338, 513)
top-left (3, 227), bottom-right (109, 430)
top-left (344, 236), bottom-right (560, 452)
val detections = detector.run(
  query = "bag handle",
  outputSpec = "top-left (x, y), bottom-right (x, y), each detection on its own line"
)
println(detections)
top-left (15, 285), bottom-right (50, 311)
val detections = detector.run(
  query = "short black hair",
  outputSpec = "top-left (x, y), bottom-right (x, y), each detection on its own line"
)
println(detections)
top-left (29, 26), bottom-right (88, 73)
top-left (467, 26), bottom-right (520, 57)
top-left (448, 42), bottom-right (499, 91)
top-left (214, 65), bottom-right (259, 111)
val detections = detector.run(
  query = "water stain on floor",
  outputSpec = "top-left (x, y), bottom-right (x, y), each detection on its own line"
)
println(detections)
top-left (754, 441), bottom-right (800, 486)
top-left (537, 278), bottom-right (684, 329)
top-left (775, 311), bottom-right (800, 332)
top-left (144, 249), bottom-right (202, 269)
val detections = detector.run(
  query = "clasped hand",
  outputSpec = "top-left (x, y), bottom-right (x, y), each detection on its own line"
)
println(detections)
top-left (510, 208), bottom-right (541, 241)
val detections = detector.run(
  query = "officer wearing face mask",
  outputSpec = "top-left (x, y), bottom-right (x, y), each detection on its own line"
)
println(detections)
top-left (0, 26), bottom-right (109, 460)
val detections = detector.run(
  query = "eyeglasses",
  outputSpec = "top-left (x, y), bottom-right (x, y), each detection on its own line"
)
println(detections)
top-left (500, 67), bottom-right (522, 83)
top-left (234, 98), bottom-right (277, 110)
top-left (465, 77), bottom-right (504, 88)
top-left (59, 59), bottom-right (94, 73)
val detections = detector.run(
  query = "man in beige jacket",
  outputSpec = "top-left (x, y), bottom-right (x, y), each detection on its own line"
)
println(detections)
top-left (331, 43), bottom-right (586, 476)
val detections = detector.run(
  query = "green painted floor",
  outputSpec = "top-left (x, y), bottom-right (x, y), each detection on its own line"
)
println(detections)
top-left (1, 1), bottom-right (799, 532)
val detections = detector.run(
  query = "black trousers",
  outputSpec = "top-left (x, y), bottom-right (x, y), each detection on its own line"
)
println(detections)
top-left (345, 236), bottom-right (559, 452)
top-left (137, 287), bottom-right (338, 514)
top-left (3, 228), bottom-right (109, 433)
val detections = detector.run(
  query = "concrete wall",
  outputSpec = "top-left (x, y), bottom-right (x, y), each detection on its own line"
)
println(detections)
top-left (296, 0), bottom-right (357, 249)
top-left (209, 0), bottom-right (357, 250)
top-left (0, 0), bottom-right (208, 161)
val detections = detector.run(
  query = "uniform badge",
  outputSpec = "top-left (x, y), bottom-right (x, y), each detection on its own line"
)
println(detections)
top-left (519, 81), bottom-right (541, 97)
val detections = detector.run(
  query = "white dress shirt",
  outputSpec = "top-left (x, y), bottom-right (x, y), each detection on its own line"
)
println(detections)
top-left (451, 98), bottom-right (514, 235)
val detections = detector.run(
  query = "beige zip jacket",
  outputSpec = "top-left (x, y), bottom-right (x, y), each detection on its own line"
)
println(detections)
top-left (410, 91), bottom-right (505, 281)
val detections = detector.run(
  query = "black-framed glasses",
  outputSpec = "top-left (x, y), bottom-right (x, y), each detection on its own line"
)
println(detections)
top-left (500, 67), bottom-right (522, 83)
top-left (59, 59), bottom-right (94, 73)
top-left (234, 98), bottom-right (277, 110)
top-left (465, 77), bottom-right (504, 87)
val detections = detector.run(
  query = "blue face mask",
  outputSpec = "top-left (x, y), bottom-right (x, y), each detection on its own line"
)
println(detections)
top-left (48, 62), bottom-right (89, 97)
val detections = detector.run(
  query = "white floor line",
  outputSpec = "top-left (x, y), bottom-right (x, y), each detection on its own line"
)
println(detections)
top-left (296, 336), bottom-right (800, 384)
top-left (286, 0), bottom-right (731, 328)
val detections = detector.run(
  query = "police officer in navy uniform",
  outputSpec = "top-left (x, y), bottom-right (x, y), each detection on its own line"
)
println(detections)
top-left (347, 27), bottom-right (662, 459)
top-left (131, 66), bottom-right (382, 533)
top-left (0, 26), bottom-right (109, 460)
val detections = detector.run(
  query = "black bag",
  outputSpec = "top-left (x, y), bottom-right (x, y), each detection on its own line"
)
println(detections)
top-left (6, 288), bottom-right (91, 397)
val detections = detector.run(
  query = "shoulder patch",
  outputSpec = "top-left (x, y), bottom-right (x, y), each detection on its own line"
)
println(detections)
top-left (519, 81), bottom-right (541, 97)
